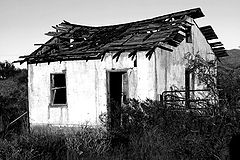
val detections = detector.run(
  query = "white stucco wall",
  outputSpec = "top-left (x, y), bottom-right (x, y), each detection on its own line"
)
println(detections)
top-left (28, 17), bottom-right (215, 126)
top-left (28, 52), bottom-right (137, 126)
top-left (154, 17), bottom-right (215, 96)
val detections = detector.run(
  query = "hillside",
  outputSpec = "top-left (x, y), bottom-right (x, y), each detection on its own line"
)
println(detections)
top-left (218, 49), bottom-right (240, 69)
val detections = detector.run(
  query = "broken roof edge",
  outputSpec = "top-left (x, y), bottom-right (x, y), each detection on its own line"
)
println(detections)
top-left (20, 45), bottom-right (174, 65)
top-left (198, 24), bottom-right (228, 58)
top-left (192, 18), bottom-right (228, 58)
top-left (62, 7), bottom-right (204, 29)
top-left (15, 8), bottom-right (205, 64)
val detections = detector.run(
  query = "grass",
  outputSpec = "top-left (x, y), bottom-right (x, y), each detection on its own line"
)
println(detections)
top-left (1, 100), bottom-right (239, 159)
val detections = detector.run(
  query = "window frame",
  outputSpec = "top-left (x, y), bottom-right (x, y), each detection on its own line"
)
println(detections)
top-left (50, 73), bottom-right (67, 107)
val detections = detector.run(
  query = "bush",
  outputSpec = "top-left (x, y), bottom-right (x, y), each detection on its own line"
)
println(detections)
top-left (2, 55), bottom-right (240, 159)
top-left (1, 99), bottom-right (239, 159)
top-left (0, 62), bottom-right (28, 137)
top-left (100, 98), bottom-right (240, 159)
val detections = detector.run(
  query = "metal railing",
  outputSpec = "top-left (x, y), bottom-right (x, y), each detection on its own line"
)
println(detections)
top-left (160, 89), bottom-right (211, 109)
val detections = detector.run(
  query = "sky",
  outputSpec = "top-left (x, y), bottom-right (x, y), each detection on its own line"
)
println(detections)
top-left (0, 0), bottom-right (239, 68)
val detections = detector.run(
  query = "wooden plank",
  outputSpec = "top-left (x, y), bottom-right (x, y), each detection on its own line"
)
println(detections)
top-left (109, 41), bottom-right (154, 47)
top-left (112, 50), bottom-right (124, 61)
top-left (145, 47), bottom-right (156, 60)
top-left (205, 35), bottom-right (218, 40)
top-left (165, 39), bottom-right (180, 47)
top-left (201, 28), bottom-right (214, 32)
top-left (214, 50), bottom-right (227, 54)
top-left (103, 43), bottom-right (156, 51)
top-left (123, 26), bottom-right (179, 45)
top-left (20, 49), bottom-right (99, 59)
top-left (45, 32), bottom-right (64, 37)
top-left (102, 8), bottom-right (202, 30)
top-left (202, 32), bottom-right (217, 38)
top-left (143, 32), bottom-right (170, 43)
top-left (210, 42), bottom-right (223, 47)
top-left (200, 25), bottom-right (213, 31)
top-left (27, 56), bottom-right (100, 64)
top-left (213, 47), bottom-right (225, 51)
top-left (104, 42), bottom-right (173, 52)
top-left (123, 33), bottom-right (149, 45)
top-left (31, 42), bottom-right (174, 59)
top-left (107, 35), bottom-right (133, 46)
top-left (58, 23), bottom-right (73, 29)
top-left (128, 50), bottom-right (138, 60)
top-left (52, 25), bottom-right (69, 32)
top-left (34, 41), bottom-right (86, 47)
top-left (61, 20), bottom-right (98, 30)
top-left (22, 41), bottom-right (174, 63)
top-left (172, 32), bottom-right (185, 43)
top-left (117, 50), bottom-right (125, 62)
top-left (100, 50), bottom-right (108, 61)
top-left (126, 22), bottom-right (183, 34)
top-left (201, 30), bottom-right (216, 36)
top-left (142, 32), bottom-right (154, 42)
top-left (200, 26), bottom-right (218, 40)
top-left (120, 34), bottom-right (135, 45)
top-left (157, 45), bottom-right (173, 52)
top-left (127, 19), bottom-right (183, 31)
top-left (214, 50), bottom-right (228, 55)
top-left (126, 24), bottom-right (161, 32)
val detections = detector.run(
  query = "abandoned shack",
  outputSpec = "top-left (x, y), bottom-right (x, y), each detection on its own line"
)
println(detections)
top-left (16, 8), bottom-right (228, 127)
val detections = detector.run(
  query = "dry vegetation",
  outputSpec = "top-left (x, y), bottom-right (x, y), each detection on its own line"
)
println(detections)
top-left (1, 53), bottom-right (240, 160)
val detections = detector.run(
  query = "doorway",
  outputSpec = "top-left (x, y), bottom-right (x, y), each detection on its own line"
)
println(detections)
top-left (107, 71), bottom-right (129, 130)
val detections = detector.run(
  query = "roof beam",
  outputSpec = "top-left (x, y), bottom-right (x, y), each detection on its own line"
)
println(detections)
top-left (113, 50), bottom-right (125, 62)
top-left (128, 50), bottom-right (138, 60)
top-left (17, 8), bottom-right (203, 64)
top-left (209, 42), bottom-right (223, 47)
top-left (145, 46), bottom-right (156, 60)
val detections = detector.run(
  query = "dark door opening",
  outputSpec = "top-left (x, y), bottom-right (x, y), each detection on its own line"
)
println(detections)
top-left (110, 72), bottom-right (123, 106)
top-left (107, 71), bottom-right (128, 130)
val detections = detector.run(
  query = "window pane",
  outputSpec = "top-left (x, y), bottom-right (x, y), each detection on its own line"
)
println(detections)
top-left (53, 88), bottom-right (66, 104)
top-left (53, 74), bottom-right (66, 87)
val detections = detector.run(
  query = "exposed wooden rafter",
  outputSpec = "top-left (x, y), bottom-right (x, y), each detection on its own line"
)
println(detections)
top-left (16, 8), bottom-right (207, 64)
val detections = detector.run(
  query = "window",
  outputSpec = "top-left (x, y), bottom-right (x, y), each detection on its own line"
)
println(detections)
top-left (186, 26), bottom-right (192, 43)
top-left (50, 73), bottom-right (67, 105)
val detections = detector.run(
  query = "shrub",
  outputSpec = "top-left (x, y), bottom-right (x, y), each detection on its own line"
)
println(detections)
top-left (99, 98), bottom-right (240, 159)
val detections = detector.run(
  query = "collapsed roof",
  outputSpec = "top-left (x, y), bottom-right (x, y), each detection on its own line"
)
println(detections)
top-left (16, 8), bottom-right (227, 64)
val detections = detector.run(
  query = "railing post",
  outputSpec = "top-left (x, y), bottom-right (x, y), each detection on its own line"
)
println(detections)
top-left (185, 69), bottom-right (190, 108)
top-left (160, 94), bottom-right (163, 104)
